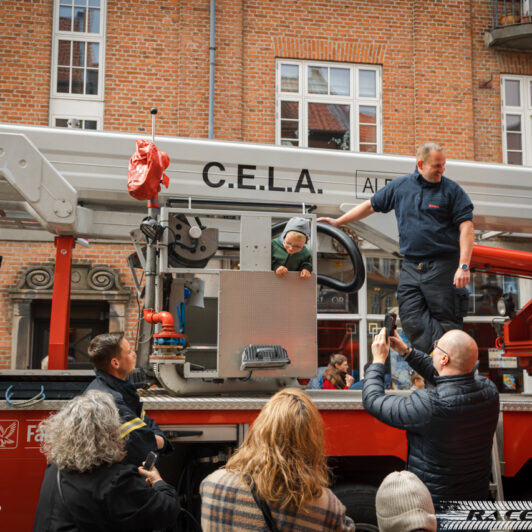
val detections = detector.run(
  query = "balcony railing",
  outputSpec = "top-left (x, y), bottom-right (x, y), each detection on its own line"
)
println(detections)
top-left (492, 0), bottom-right (528, 27)
top-left (487, 0), bottom-right (532, 49)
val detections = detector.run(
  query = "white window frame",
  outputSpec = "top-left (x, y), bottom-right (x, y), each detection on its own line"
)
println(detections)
top-left (51, 115), bottom-right (101, 130)
top-left (501, 74), bottom-right (532, 166)
top-left (276, 60), bottom-right (382, 152)
top-left (49, 0), bottom-right (107, 129)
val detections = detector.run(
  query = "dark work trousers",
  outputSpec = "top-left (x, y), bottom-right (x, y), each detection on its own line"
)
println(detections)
top-left (397, 256), bottom-right (468, 353)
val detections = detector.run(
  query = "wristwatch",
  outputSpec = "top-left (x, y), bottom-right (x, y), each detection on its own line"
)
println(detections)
top-left (460, 264), bottom-right (469, 271)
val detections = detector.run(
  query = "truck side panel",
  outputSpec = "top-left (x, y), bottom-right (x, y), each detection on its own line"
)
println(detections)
top-left (503, 411), bottom-right (532, 477)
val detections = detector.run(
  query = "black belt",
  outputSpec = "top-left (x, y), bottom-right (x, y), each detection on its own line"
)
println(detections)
top-left (403, 254), bottom-right (458, 264)
top-left (403, 255), bottom-right (458, 273)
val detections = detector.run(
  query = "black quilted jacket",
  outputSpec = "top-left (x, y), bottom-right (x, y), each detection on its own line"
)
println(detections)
top-left (362, 348), bottom-right (499, 502)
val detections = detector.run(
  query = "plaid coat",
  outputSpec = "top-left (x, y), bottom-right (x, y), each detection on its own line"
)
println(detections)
top-left (200, 468), bottom-right (356, 532)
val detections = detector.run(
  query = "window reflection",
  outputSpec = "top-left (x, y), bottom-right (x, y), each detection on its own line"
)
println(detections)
top-left (86, 69), bottom-right (98, 95)
top-left (59, 6), bottom-right (72, 31)
top-left (87, 42), bottom-right (99, 68)
top-left (73, 6), bottom-right (86, 31)
top-left (308, 66), bottom-right (328, 94)
top-left (366, 257), bottom-right (400, 314)
top-left (57, 67), bottom-right (70, 92)
top-left (280, 100), bottom-right (299, 145)
top-left (281, 64), bottom-right (299, 93)
top-left (56, 39), bottom-right (99, 96)
top-left (59, 0), bottom-right (100, 34)
top-left (359, 69), bottom-right (377, 98)
top-left (505, 79), bottom-right (520, 106)
top-left (359, 105), bottom-right (377, 152)
top-left (58, 40), bottom-right (71, 66)
top-left (308, 103), bottom-right (350, 150)
top-left (71, 68), bottom-right (83, 93)
top-left (506, 114), bottom-right (521, 131)
top-left (72, 41), bottom-right (85, 67)
top-left (330, 68), bottom-right (350, 96)
top-left (317, 320), bottom-right (360, 378)
top-left (468, 272), bottom-right (520, 315)
top-left (88, 8), bottom-right (100, 33)
top-left (317, 256), bottom-right (359, 314)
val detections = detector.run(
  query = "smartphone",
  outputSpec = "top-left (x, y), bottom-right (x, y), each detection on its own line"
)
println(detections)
top-left (143, 451), bottom-right (158, 471)
top-left (384, 312), bottom-right (397, 341)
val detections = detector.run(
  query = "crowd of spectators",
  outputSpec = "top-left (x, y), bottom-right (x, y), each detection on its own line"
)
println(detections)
top-left (33, 323), bottom-right (498, 531)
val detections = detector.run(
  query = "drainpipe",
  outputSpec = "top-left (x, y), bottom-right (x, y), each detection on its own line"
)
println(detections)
top-left (208, 0), bottom-right (216, 139)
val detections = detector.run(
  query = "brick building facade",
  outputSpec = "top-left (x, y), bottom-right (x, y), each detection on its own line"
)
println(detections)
top-left (1, 0), bottom-right (531, 369)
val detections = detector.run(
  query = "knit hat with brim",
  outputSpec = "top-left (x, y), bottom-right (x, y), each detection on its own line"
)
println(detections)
top-left (376, 471), bottom-right (437, 532)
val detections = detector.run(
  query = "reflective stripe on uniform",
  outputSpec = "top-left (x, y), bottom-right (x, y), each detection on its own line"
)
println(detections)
top-left (141, 409), bottom-right (146, 421)
top-left (120, 417), bottom-right (147, 439)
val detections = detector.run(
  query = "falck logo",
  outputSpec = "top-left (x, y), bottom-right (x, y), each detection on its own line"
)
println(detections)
top-left (0, 421), bottom-right (18, 449)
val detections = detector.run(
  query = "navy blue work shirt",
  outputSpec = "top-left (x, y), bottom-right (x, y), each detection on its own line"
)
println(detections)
top-left (370, 168), bottom-right (473, 261)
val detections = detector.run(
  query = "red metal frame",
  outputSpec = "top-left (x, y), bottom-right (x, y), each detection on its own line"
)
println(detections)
top-left (499, 299), bottom-right (532, 369)
top-left (471, 245), bottom-right (532, 372)
top-left (502, 411), bottom-right (532, 477)
top-left (471, 244), bottom-right (532, 279)
top-left (48, 236), bottom-right (75, 370)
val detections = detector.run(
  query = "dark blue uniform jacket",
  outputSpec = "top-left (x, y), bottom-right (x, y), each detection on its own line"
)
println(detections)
top-left (86, 370), bottom-right (172, 466)
top-left (370, 168), bottom-right (473, 261)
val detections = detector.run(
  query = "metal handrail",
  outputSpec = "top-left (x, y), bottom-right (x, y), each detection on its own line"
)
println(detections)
top-left (492, 0), bottom-right (530, 28)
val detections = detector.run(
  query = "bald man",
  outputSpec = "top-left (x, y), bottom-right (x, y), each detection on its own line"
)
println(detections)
top-left (363, 328), bottom-right (499, 503)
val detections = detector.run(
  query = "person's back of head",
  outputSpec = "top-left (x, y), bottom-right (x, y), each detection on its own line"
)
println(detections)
top-left (437, 329), bottom-right (478, 374)
top-left (225, 387), bottom-right (328, 510)
top-left (376, 471), bottom-right (436, 532)
top-left (39, 389), bottom-right (126, 472)
top-left (88, 332), bottom-right (124, 371)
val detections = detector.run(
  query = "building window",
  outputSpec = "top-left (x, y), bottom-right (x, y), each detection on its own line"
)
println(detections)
top-left (501, 75), bottom-right (532, 165)
top-left (56, 40), bottom-right (100, 95)
top-left (276, 60), bottom-right (382, 152)
top-left (54, 117), bottom-right (99, 130)
top-left (50, 0), bottom-right (106, 129)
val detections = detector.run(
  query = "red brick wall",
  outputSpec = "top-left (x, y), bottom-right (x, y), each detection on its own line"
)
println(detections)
top-left (104, 0), bottom-right (180, 135)
top-left (2, 0), bottom-right (532, 156)
top-left (0, 0), bottom-right (53, 126)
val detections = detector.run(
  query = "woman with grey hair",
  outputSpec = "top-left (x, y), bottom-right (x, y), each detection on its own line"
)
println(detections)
top-left (33, 390), bottom-right (179, 531)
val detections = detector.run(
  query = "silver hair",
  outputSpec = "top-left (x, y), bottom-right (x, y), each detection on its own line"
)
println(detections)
top-left (416, 142), bottom-right (444, 163)
top-left (39, 389), bottom-right (126, 471)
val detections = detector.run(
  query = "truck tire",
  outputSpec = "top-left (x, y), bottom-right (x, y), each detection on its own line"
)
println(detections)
top-left (333, 483), bottom-right (378, 532)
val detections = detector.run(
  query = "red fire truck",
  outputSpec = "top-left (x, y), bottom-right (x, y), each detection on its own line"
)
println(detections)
top-left (0, 124), bottom-right (531, 531)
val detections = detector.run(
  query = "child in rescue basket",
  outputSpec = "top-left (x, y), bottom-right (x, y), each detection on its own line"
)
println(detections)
top-left (271, 216), bottom-right (313, 279)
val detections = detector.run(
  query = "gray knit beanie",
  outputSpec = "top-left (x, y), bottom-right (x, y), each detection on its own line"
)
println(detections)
top-left (376, 471), bottom-right (436, 532)
top-left (281, 216), bottom-right (310, 241)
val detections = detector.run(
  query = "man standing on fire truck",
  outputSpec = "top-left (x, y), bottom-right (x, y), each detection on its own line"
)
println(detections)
top-left (318, 142), bottom-right (474, 353)
top-left (86, 332), bottom-right (173, 466)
